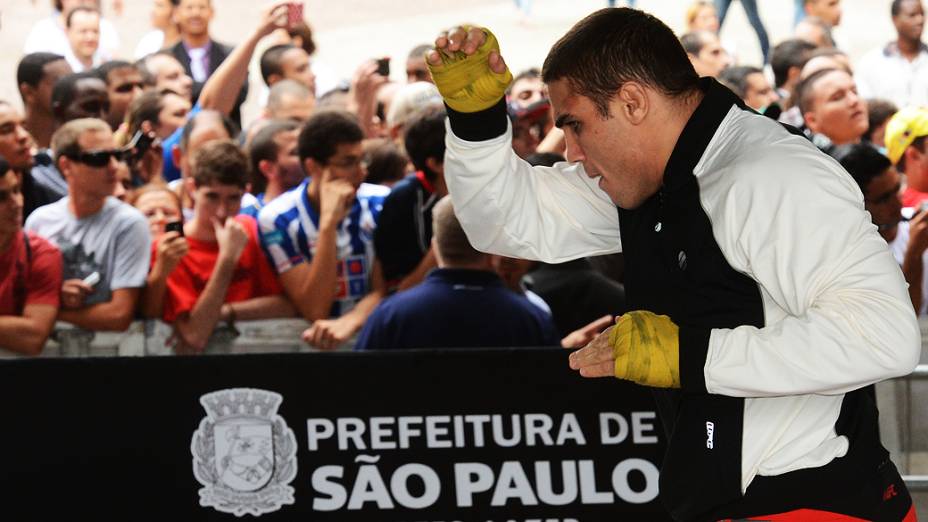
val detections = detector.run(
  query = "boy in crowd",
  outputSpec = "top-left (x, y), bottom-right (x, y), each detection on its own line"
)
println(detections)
top-left (160, 140), bottom-right (293, 352)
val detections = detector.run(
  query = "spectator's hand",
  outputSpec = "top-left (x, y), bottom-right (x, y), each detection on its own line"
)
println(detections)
top-left (302, 318), bottom-right (355, 350)
top-left (569, 311), bottom-right (680, 388)
top-left (909, 206), bottom-right (928, 254)
top-left (318, 169), bottom-right (355, 228)
top-left (213, 217), bottom-right (248, 263)
top-left (427, 25), bottom-right (512, 113)
top-left (348, 61), bottom-right (390, 137)
top-left (110, 0), bottom-right (124, 16)
top-left (561, 314), bottom-right (613, 349)
top-left (350, 61), bottom-right (390, 109)
top-left (61, 279), bottom-right (93, 310)
top-left (256, 1), bottom-right (291, 39)
top-left (157, 231), bottom-right (189, 275)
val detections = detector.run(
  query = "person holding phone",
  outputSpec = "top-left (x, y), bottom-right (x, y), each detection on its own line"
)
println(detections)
top-left (132, 184), bottom-right (188, 320)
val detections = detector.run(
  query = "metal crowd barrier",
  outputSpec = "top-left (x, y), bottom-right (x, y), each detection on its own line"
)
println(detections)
top-left (0, 319), bottom-right (316, 359)
top-left (897, 364), bottom-right (928, 493)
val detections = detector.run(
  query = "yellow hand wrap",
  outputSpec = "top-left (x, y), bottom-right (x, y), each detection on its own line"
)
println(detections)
top-left (427, 26), bottom-right (513, 113)
top-left (610, 311), bottom-right (681, 388)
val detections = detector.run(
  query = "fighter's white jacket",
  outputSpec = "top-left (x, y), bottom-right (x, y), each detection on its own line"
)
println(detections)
top-left (443, 79), bottom-right (920, 520)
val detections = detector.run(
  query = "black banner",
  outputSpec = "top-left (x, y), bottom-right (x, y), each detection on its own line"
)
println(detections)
top-left (0, 348), bottom-right (672, 521)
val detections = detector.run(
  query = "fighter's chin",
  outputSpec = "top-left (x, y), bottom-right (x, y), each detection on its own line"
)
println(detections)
top-left (597, 179), bottom-right (634, 209)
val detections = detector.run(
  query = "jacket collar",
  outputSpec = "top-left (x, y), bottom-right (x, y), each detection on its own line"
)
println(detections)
top-left (662, 77), bottom-right (743, 192)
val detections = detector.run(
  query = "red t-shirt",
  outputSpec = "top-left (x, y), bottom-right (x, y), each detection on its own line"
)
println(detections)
top-left (158, 215), bottom-right (283, 323)
top-left (901, 186), bottom-right (928, 209)
top-left (0, 231), bottom-right (62, 315)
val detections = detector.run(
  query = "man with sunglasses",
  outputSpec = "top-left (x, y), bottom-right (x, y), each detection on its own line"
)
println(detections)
top-left (0, 155), bottom-right (62, 356)
top-left (258, 110), bottom-right (389, 350)
top-left (25, 118), bottom-right (149, 332)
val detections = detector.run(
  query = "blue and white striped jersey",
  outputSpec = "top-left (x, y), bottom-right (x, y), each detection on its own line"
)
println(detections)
top-left (257, 179), bottom-right (389, 317)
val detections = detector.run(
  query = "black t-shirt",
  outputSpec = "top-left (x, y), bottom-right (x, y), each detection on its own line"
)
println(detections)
top-left (374, 172), bottom-right (439, 287)
top-left (22, 167), bottom-right (60, 223)
top-left (527, 258), bottom-right (627, 338)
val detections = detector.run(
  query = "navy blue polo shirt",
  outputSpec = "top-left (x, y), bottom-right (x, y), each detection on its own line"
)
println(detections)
top-left (354, 268), bottom-right (560, 350)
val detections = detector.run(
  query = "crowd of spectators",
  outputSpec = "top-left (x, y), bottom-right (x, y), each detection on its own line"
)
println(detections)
top-left (2, 0), bottom-right (928, 356)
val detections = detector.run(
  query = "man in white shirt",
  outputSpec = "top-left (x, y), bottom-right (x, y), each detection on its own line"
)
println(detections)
top-left (64, 7), bottom-right (107, 73)
top-left (24, 0), bottom-right (120, 62)
top-left (856, 0), bottom-right (928, 108)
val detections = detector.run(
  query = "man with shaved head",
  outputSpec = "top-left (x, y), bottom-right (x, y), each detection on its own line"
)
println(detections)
top-left (355, 195), bottom-right (559, 351)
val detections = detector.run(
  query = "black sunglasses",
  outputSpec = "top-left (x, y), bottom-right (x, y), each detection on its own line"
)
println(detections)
top-left (66, 148), bottom-right (128, 168)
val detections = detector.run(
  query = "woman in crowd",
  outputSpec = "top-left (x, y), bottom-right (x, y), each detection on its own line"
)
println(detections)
top-left (131, 184), bottom-right (188, 319)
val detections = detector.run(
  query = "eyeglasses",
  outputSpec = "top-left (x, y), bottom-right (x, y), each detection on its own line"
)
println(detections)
top-left (328, 157), bottom-right (368, 170)
top-left (65, 148), bottom-right (128, 168)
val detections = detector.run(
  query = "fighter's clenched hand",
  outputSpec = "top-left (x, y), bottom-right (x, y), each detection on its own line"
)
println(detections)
top-left (426, 25), bottom-right (512, 113)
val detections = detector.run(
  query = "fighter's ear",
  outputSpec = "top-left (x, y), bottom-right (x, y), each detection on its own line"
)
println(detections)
top-left (616, 81), bottom-right (649, 125)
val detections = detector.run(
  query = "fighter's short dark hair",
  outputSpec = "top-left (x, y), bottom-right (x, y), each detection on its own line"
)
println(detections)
top-left (542, 8), bottom-right (699, 118)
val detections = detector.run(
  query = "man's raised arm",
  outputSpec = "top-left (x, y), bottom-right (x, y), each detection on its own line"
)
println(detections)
top-left (428, 26), bottom-right (621, 263)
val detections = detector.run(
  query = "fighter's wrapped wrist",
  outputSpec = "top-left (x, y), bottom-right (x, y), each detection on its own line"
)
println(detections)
top-left (428, 26), bottom-right (513, 113)
top-left (610, 311), bottom-right (681, 388)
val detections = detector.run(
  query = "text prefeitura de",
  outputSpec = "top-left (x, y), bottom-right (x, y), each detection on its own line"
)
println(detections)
top-left (306, 412), bottom-right (660, 451)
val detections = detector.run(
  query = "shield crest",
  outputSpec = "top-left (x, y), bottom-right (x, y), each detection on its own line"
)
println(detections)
top-left (213, 421), bottom-right (275, 492)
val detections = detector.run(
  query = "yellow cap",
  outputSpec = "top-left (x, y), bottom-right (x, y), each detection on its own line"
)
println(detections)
top-left (885, 106), bottom-right (928, 165)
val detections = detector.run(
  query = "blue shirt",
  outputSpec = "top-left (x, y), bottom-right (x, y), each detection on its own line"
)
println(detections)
top-left (354, 268), bottom-right (561, 350)
top-left (257, 179), bottom-right (389, 317)
top-left (239, 193), bottom-right (265, 218)
top-left (161, 102), bottom-right (202, 182)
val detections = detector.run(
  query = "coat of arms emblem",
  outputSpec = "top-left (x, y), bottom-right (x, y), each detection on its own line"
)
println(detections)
top-left (192, 388), bottom-right (297, 516)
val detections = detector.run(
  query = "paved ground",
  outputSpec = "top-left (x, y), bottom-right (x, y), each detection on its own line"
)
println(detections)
top-left (0, 0), bottom-right (897, 123)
